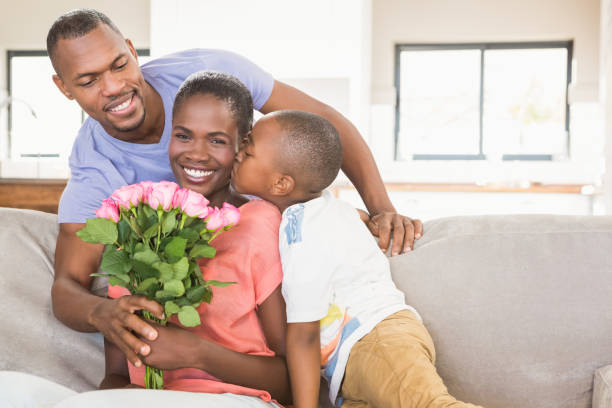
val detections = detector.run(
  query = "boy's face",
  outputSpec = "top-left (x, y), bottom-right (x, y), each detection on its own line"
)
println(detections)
top-left (51, 24), bottom-right (147, 135)
top-left (169, 94), bottom-right (239, 204)
top-left (232, 116), bottom-right (282, 199)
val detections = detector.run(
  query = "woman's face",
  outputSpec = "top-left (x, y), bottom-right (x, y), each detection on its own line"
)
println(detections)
top-left (169, 94), bottom-right (239, 207)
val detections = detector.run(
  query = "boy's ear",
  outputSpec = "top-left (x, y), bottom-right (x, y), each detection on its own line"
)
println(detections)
top-left (52, 74), bottom-right (74, 100)
top-left (270, 174), bottom-right (295, 196)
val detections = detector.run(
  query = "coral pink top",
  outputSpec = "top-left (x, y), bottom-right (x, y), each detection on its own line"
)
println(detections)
top-left (109, 199), bottom-right (283, 401)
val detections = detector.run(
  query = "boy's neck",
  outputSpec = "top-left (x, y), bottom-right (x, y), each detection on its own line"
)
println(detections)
top-left (275, 191), bottom-right (323, 214)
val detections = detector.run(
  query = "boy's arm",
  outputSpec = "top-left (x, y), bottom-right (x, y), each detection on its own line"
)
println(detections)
top-left (287, 321), bottom-right (321, 408)
top-left (99, 338), bottom-right (131, 389)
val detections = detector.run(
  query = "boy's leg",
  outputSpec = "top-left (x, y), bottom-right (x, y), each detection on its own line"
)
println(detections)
top-left (340, 310), bottom-right (482, 408)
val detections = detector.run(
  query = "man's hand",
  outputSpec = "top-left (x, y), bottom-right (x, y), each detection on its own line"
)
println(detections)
top-left (139, 323), bottom-right (204, 371)
top-left (366, 212), bottom-right (423, 256)
top-left (89, 296), bottom-right (164, 367)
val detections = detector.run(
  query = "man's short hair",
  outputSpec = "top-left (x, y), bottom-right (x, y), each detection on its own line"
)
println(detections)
top-left (173, 70), bottom-right (254, 139)
top-left (272, 110), bottom-right (342, 193)
top-left (47, 9), bottom-right (122, 71)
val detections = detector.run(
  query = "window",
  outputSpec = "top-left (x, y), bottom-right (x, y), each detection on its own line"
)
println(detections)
top-left (394, 42), bottom-right (572, 161)
top-left (5, 49), bottom-right (151, 161)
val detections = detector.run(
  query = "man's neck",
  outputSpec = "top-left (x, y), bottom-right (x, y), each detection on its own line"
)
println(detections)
top-left (105, 80), bottom-right (165, 144)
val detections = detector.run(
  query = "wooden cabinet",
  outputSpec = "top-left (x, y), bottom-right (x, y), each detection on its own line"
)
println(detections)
top-left (0, 179), bottom-right (67, 214)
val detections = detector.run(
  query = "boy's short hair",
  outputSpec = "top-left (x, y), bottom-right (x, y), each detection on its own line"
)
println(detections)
top-left (47, 9), bottom-right (121, 72)
top-left (272, 110), bottom-right (342, 193)
top-left (173, 71), bottom-right (254, 139)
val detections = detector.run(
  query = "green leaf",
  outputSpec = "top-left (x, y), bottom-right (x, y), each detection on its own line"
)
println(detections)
top-left (162, 212), bottom-right (177, 235)
top-left (77, 218), bottom-right (117, 244)
top-left (109, 275), bottom-right (129, 288)
top-left (154, 290), bottom-right (175, 302)
top-left (200, 231), bottom-right (212, 241)
top-left (141, 204), bottom-right (155, 218)
top-left (101, 247), bottom-right (131, 275)
top-left (186, 286), bottom-right (205, 303)
top-left (117, 219), bottom-right (131, 244)
top-left (174, 296), bottom-right (191, 307)
top-left (133, 248), bottom-right (160, 266)
top-left (189, 244), bottom-right (216, 259)
top-left (183, 277), bottom-right (192, 289)
top-left (189, 218), bottom-right (206, 232)
top-left (165, 237), bottom-right (187, 258)
top-left (207, 280), bottom-right (236, 287)
top-left (127, 216), bottom-right (143, 237)
top-left (164, 300), bottom-right (180, 316)
top-left (178, 305), bottom-right (201, 327)
top-left (154, 262), bottom-right (174, 283)
top-left (172, 257), bottom-right (189, 280)
top-left (163, 279), bottom-right (185, 297)
top-left (179, 228), bottom-right (200, 245)
top-left (135, 277), bottom-right (159, 294)
top-left (143, 223), bottom-right (159, 242)
top-left (132, 260), bottom-right (159, 279)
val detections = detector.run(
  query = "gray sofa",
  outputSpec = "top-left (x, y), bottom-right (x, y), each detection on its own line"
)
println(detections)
top-left (1, 207), bottom-right (611, 407)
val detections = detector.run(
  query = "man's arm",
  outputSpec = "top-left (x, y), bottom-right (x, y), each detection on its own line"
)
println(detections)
top-left (286, 322), bottom-right (321, 408)
top-left (260, 80), bottom-right (423, 255)
top-left (52, 223), bottom-right (164, 367)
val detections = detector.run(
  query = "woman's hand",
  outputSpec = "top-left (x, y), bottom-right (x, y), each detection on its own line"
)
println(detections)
top-left (89, 295), bottom-right (165, 367)
top-left (139, 323), bottom-right (204, 371)
top-left (365, 211), bottom-right (423, 256)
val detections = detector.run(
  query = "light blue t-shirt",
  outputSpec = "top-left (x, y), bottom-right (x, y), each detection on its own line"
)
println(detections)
top-left (58, 49), bottom-right (274, 223)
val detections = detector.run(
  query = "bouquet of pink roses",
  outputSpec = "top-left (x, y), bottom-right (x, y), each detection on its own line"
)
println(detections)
top-left (77, 180), bottom-right (240, 389)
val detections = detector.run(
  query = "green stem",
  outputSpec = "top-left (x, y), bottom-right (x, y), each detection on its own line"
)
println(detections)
top-left (155, 210), bottom-right (163, 253)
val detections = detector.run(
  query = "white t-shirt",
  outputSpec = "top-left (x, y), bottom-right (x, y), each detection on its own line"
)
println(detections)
top-left (279, 190), bottom-right (420, 405)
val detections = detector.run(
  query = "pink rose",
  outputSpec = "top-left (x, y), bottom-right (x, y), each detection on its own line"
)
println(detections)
top-left (147, 181), bottom-right (179, 211)
top-left (111, 184), bottom-right (143, 210)
top-left (173, 188), bottom-right (210, 218)
top-left (95, 198), bottom-right (120, 223)
top-left (220, 202), bottom-right (240, 227)
top-left (204, 207), bottom-right (225, 231)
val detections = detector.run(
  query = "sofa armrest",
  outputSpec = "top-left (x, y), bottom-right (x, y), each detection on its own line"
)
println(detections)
top-left (594, 365), bottom-right (612, 408)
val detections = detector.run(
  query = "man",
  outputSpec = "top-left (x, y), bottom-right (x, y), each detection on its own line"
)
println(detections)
top-left (49, 9), bottom-right (423, 368)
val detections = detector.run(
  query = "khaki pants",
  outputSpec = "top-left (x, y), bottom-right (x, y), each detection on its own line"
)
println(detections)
top-left (340, 310), bottom-right (482, 408)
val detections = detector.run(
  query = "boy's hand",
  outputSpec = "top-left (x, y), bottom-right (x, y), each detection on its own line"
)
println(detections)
top-left (366, 211), bottom-right (423, 256)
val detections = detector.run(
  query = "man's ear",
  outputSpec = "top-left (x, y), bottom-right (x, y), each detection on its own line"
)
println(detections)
top-left (125, 38), bottom-right (138, 61)
top-left (270, 174), bottom-right (295, 196)
top-left (52, 74), bottom-right (74, 100)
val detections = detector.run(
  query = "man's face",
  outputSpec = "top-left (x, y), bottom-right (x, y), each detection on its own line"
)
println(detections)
top-left (232, 116), bottom-right (282, 199)
top-left (51, 24), bottom-right (147, 135)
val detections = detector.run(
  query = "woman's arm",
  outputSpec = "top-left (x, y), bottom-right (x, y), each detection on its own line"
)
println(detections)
top-left (99, 338), bottom-right (131, 389)
top-left (139, 286), bottom-right (292, 404)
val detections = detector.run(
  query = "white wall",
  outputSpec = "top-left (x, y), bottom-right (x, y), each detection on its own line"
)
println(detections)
top-left (601, 0), bottom-right (612, 213)
top-left (150, 0), bottom-right (372, 136)
top-left (369, 0), bottom-right (605, 187)
top-left (0, 0), bottom-right (150, 165)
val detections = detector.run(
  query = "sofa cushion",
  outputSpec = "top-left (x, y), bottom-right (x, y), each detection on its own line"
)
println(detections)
top-left (0, 208), bottom-right (104, 391)
top-left (390, 215), bottom-right (612, 408)
top-left (594, 365), bottom-right (612, 408)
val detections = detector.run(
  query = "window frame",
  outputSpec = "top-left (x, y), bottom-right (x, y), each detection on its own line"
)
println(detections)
top-left (393, 41), bottom-right (573, 161)
top-left (6, 48), bottom-right (150, 159)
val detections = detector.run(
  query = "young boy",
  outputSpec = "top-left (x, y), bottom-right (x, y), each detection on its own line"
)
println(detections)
top-left (232, 110), bottom-right (482, 408)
